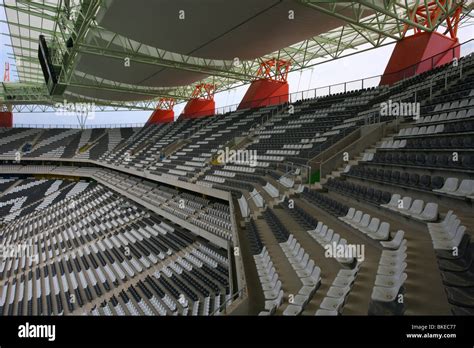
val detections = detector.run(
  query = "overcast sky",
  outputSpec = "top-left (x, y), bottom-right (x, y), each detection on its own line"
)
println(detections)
top-left (1, 2), bottom-right (473, 127)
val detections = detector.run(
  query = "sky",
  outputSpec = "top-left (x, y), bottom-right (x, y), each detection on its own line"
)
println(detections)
top-left (1, 2), bottom-right (473, 127)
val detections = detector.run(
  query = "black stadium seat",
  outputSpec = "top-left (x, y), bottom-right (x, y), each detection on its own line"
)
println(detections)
top-left (419, 175), bottom-right (431, 189)
top-left (436, 154), bottom-right (449, 167)
top-left (391, 171), bottom-right (400, 183)
top-left (462, 136), bottom-right (474, 148)
top-left (439, 137), bottom-right (450, 148)
top-left (409, 173), bottom-right (419, 186)
top-left (429, 138), bottom-right (440, 149)
top-left (416, 154), bottom-right (425, 165)
top-left (427, 154), bottom-right (437, 166)
top-left (400, 172), bottom-right (410, 185)
top-left (431, 176), bottom-right (445, 190)
top-left (399, 153), bottom-right (407, 164)
top-left (462, 154), bottom-right (474, 169)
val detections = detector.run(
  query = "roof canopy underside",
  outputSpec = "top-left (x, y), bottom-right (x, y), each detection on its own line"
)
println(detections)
top-left (2, 0), bottom-right (472, 107)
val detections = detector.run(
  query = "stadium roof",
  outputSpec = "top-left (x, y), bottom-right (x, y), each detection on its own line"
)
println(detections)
top-left (1, 0), bottom-right (473, 111)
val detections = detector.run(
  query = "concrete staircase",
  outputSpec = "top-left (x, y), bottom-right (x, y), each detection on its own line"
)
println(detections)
top-left (162, 138), bottom-right (190, 157)
top-left (319, 131), bottom-right (397, 185)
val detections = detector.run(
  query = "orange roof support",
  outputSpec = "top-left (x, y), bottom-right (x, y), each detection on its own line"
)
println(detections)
top-left (403, 0), bottom-right (463, 39)
top-left (157, 97), bottom-right (175, 111)
top-left (191, 83), bottom-right (215, 100)
top-left (256, 58), bottom-right (290, 82)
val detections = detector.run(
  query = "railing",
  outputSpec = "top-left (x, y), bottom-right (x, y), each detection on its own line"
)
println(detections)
top-left (228, 195), bottom-right (247, 295)
top-left (12, 122), bottom-right (146, 129)
top-left (9, 39), bottom-right (473, 129)
top-left (187, 38), bottom-right (473, 119)
top-left (315, 123), bottom-right (387, 179)
top-left (209, 287), bottom-right (246, 316)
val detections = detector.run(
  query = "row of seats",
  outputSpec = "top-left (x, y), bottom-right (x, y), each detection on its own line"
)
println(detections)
top-left (345, 165), bottom-right (445, 192)
top-left (301, 189), bottom-right (349, 217)
top-left (427, 210), bottom-right (468, 250)
top-left (381, 194), bottom-right (439, 222)
top-left (370, 151), bottom-right (474, 170)
top-left (431, 211), bottom-right (473, 315)
top-left (434, 178), bottom-right (474, 198)
top-left (401, 135), bottom-right (473, 149)
top-left (369, 243), bottom-right (408, 315)
top-left (308, 222), bottom-right (355, 264)
top-left (325, 178), bottom-right (392, 205)
top-left (282, 200), bottom-right (318, 231)
top-left (396, 124), bottom-right (444, 137)
top-left (338, 208), bottom-right (391, 240)
top-left (415, 107), bottom-right (474, 124)
top-left (397, 120), bottom-right (474, 138)
top-left (255, 247), bottom-right (283, 315)
top-left (432, 97), bottom-right (474, 113)
top-left (280, 235), bottom-right (320, 316)
top-left (316, 263), bottom-right (362, 315)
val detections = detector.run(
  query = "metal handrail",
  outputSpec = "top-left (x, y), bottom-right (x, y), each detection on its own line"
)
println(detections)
top-left (12, 122), bottom-right (146, 129)
top-left (209, 287), bottom-right (246, 316)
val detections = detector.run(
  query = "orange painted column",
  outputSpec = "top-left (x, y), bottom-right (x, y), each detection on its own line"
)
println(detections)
top-left (0, 111), bottom-right (13, 128)
top-left (238, 79), bottom-right (288, 110)
top-left (146, 109), bottom-right (174, 124)
top-left (381, 32), bottom-right (459, 86)
top-left (181, 98), bottom-right (215, 119)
